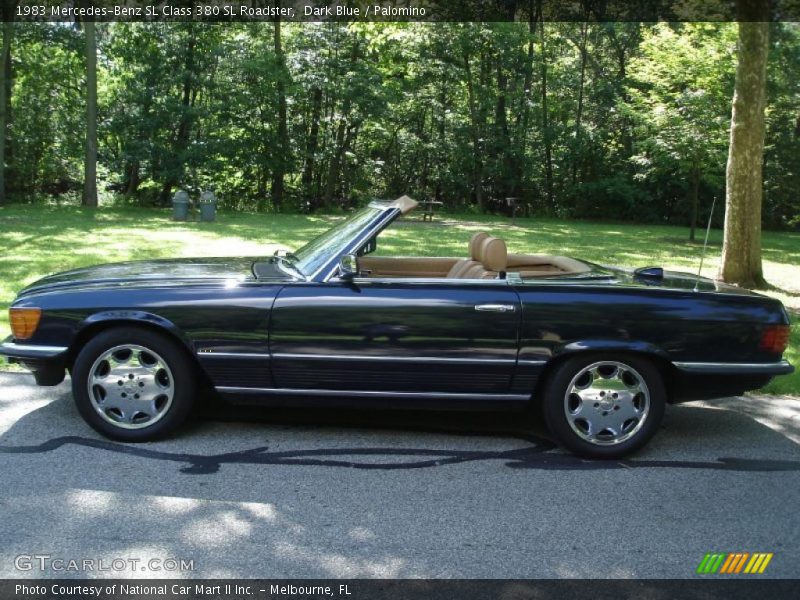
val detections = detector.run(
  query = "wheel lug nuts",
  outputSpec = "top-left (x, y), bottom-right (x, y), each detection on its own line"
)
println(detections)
top-left (134, 394), bottom-right (140, 399)
top-left (121, 393), bottom-right (127, 398)
top-left (602, 411), bottom-right (608, 416)
top-left (612, 393), bottom-right (618, 399)
top-left (117, 381), bottom-right (123, 386)
top-left (128, 374), bottom-right (134, 380)
top-left (599, 391), bottom-right (605, 396)
top-left (614, 406), bottom-right (620, 411)
top-left (138, 382), bottom-right (144, 387)
top-left (594, 403), bottom-right (600, 408)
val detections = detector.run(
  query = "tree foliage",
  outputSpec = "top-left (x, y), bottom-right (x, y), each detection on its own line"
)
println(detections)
top-left (1, 21), bottom-right (798, 229)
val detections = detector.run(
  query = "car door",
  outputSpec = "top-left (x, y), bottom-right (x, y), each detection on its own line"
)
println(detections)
top-left (269, 279), bottom-right (522, 397)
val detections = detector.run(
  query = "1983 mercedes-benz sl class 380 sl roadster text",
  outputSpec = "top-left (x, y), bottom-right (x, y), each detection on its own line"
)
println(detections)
top-left (1, 196), bottom-right (793, 458)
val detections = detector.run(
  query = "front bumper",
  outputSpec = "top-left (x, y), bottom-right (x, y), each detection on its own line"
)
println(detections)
top-left (0, 338), bottom-right (69, 361)
top-left (0, 337), bottom-right (68, 385)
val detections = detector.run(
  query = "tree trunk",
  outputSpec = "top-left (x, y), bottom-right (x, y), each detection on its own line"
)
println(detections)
top-left (0, 20), bottom-right (12, 204)
top-left (512, 4), bottom-right (536, 203)
top-left (463, 49), bottom-right (484, 211)
top-left (340, 121), bottom-right (360, 200)
top-left (302, 86), bottom-right (322, 208)
top-left (125, 160), bottom-right (140, 196)
top-left (159, 29), bottom-right (197, 205)
top-left (495, 63), bottom-right (512, 201)
top-left (689, 164), bottom-right (700, 241)
top-left (3, 21), bottom-right (12, 189)
top-left (270, 16), bottom-right (288, 212)
top-left (82, 21), bottom-right (98, 208)
top-left (323, 41), bottom-right (358, 208)
top-left (323, 95), bottom-right (351, 207)
top-left (719, 6), bottom-right (770, 288)
top-left (539, 17), bottom-right (554, 210)
top-left (572, 22), bottom-right (588, 186)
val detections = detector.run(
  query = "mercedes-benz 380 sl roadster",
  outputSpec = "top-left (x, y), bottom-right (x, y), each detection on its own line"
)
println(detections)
top-left (1, 196), bottom-right (793, 458)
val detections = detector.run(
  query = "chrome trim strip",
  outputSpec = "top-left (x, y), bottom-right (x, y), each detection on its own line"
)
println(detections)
top-left (352, 277), bottom-right (511, 285)
top-left (216, 386), bottom-right (529, 401)
top-left (198, 352), bottom-right (545, 366)
top-left (674, 360), bottom-right (794, 374)
top-left (271, 353), bottom-right (517, 365)
top-left (198, 351), bottom-right (271, 359)
top-left (0, 342), bottom-right (68, 358)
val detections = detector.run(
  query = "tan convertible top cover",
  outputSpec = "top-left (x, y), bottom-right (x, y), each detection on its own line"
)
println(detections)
top-left (388, 195), bottom-right (418, 214)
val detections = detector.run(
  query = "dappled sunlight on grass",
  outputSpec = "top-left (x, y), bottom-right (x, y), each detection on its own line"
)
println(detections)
top-left (0, 206), bottom-right (798, 393)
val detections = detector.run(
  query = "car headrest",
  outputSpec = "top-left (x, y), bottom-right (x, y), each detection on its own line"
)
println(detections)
top-left (469, 232), bottom-right (490, 261)
top-left (481, 237), bottom-right (507, 272)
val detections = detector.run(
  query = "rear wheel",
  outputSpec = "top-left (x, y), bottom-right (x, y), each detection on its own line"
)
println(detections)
top-left (542, 354), bottom-right (665, 459)
top-left (71, 327), bottom-right (196, 441)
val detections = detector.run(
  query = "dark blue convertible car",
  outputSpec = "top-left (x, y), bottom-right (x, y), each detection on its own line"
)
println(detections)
top-left (1, 196), bottom-right (793, 458)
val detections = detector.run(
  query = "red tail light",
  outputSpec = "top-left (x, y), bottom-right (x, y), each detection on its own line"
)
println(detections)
top-left (760, 324), bottom-right (790, 354)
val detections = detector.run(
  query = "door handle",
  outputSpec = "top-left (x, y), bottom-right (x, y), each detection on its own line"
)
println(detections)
top-left (474, 303), bottom-right (516, 313)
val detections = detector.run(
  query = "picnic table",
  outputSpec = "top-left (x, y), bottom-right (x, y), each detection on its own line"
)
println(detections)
top-left (420, 199), bottom-right (443, 221)
top-left (506, 197), bottom-right (520, 225)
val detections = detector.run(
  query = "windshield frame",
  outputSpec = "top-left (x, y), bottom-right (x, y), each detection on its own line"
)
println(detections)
top-left (290, 202), bottom-right (399, 282)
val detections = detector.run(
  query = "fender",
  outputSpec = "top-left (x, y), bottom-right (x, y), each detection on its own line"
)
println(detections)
top-left (74, 310), bottom-right (194, 355)
top-left (512, 339), bottom-right (672, 396)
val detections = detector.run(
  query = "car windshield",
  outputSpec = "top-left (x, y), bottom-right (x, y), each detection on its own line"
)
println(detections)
top-left (292, 205), bottom-right (383, 277)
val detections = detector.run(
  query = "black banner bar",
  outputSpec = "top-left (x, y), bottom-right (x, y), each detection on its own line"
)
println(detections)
top-left (6, 1), bottom-right (800, 23)
top-left (3, 580), bottom-right (800, 600)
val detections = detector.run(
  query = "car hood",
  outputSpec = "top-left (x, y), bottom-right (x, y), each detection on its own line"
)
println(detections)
top-left (18, 257), bottom-right (289, 296)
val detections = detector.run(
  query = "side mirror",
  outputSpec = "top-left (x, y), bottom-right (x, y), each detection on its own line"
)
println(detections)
top-left (338, 254), bottom-right (358, 280)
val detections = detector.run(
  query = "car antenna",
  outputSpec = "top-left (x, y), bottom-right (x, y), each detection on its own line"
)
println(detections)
top-left (694, 196), bottom-right (717, 293)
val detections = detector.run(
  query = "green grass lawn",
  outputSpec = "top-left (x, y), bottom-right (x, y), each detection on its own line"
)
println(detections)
top-left (1, 204), bottom-right (798, 395)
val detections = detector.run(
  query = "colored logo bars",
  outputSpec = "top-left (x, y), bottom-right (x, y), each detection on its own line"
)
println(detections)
top-left (696, 552), bottom-right (773, 574)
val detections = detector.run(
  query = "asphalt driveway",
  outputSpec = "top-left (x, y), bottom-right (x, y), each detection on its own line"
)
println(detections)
top-left (0, 372), bottom-right (798, 579)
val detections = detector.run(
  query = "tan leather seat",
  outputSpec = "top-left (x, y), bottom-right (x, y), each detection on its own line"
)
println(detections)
top-left (461, 236), bottom-right (507, 279)
top-left (446, 232), bottom-right (489, 278)
top-left (481, 237), bottom-right (507, 277)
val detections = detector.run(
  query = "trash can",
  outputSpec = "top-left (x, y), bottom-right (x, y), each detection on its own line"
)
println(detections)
top-left (199, 190), bottom-right (217, 222)
top-left (172, 190), bottom-right (190, 221)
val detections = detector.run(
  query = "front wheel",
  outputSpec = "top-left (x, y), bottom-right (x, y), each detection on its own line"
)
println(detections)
top-left (542, 355), bottom-right (666, 459)
top-left (71, 327), bottom-right (196, 442)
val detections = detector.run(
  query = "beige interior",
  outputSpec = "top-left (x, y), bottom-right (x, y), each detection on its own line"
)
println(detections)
top-left (445, 232), bottom-right (489, 278)
top-left (359, 256), bottom-right (459, 278)
top-left (358, 229), bottom-right (589, 280)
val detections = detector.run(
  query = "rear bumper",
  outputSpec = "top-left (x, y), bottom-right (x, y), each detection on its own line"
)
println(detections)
top-left (0, 337), bottom-right (68, 385)
top-left (670, 360), bottom-right (793, 403)
top-left (673, 360), bottom-right (794, 376)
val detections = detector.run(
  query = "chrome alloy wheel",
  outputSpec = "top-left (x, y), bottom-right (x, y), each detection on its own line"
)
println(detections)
top-left (563, 360), bottom-right (650, 446)
top-left (87, 344), bottom-right (175, 429)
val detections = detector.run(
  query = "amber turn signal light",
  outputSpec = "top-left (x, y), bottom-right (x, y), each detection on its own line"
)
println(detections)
top-left (9, 307), bottom-right (42, 341)
top-left (760, 324), bottom-right (790, 354)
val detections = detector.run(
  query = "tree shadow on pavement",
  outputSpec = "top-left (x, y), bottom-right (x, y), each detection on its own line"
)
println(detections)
top-left (1, 389), bottom-right (799, 475)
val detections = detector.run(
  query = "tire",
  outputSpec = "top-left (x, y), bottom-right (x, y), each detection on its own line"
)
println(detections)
top-left (542, 354), bottom-right (666, 459)
top-left (71, 327), bottom-right (197, 442)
